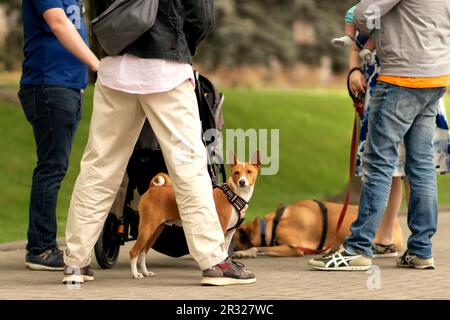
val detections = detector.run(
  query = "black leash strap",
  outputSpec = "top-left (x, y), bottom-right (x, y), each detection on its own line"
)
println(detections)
top-left (270, 206), bottom-right (287, 246)
top-left (313, 200), bottom-right (328, 251)
top-left (216, 184), bottom-right (248, 212)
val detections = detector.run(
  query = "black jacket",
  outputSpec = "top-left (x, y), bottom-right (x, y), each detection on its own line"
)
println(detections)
top-left (94, 0), bottom-right (215, 63)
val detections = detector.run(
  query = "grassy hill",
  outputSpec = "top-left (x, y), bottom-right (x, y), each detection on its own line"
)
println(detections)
top-left (1, 87), bottom-right (449, 243)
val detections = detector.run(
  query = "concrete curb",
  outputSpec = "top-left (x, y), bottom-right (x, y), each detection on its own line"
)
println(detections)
top-left (0, 238), bottom-right (66, 252)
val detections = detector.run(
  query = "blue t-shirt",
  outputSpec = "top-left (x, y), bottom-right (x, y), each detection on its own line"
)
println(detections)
top-left (21, 0), bottom-right (89, 90)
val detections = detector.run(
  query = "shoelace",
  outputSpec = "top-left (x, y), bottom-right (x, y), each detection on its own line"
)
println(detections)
top-left (39, 248), bottom-right (62, 259)
top-left (231, 260), bottom-right (245, 269)
top-left (322, 246), bottom-right (344, 258)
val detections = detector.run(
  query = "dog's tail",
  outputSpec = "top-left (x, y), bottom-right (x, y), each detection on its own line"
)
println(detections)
top-left (150, 173), bottom-right (172, 188)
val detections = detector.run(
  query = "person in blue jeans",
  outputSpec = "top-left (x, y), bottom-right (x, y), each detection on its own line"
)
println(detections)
top-left (20, 0), bottom-right (99, 271)
top-left (309, 0), bottom-right (450, 271)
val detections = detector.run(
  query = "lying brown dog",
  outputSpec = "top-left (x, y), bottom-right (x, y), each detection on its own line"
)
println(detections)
top-left (232, 200), bottom-right (404, 258)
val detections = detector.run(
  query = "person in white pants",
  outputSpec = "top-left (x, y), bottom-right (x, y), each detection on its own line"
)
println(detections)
top-left (62, 0), bottom-right (256, 287)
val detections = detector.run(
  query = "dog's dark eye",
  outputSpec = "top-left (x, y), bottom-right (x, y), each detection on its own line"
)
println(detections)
top-left (247, 170), bottom-right (252, 174)
top-left (234, 171), bottom-right (239, 175)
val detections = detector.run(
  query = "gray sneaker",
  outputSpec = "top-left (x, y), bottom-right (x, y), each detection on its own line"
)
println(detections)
top-left (201, 257), bottom-right (256, 286)
top-left (25, 248), bottom-right (64, 271)
top-left (62, 265), bottom-right (95, 284)
top-left (308, 245), bottom-right (372, 271)
top-left (396, 250), bottom-right (435, 270)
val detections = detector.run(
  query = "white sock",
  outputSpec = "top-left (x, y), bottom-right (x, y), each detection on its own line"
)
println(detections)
top-left (359, 49), bottom-right (375, 65)
top-left (332, 35), bottom-right (354, 46)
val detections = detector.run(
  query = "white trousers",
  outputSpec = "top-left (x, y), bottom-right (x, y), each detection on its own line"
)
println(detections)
top-left (64, 81), bottom-right (227, 270)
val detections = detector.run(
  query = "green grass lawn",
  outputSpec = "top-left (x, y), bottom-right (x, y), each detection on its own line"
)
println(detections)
top-left (1, 87), bottom-right (450, 243)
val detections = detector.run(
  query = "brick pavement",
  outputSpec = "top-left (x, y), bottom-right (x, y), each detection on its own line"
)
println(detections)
top-left (1, 212), bottom-right (449, 300)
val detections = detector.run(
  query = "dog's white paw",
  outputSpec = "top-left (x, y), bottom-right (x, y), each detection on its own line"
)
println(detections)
top-left (133, 273), bottom-right (145, 279)
top-left (233, 247), bottom-right (258, 259)
top-left (143, 271), bottom-right (155, 277)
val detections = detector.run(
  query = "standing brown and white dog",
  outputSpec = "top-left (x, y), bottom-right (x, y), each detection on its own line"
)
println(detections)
top-left (129, 152), bottom-right (261, 279)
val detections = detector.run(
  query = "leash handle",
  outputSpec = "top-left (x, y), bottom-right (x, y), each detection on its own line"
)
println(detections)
top-left (347, 67), bottom-right (365, 120)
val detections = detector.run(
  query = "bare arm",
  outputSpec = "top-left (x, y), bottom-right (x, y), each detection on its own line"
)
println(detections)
top-left (354, 0), bottom-right (401, 35)
top-left (43, 8), bottom-right (99, 72)
top-left (348, 43), bottom-right (366, 95)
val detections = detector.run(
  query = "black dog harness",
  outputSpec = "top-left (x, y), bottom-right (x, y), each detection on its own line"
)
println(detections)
top-left (267, 206), bottom-right (287, 246)
top-left (214, 184), bottom-right (248, 232)
top-left (265, 200), bottom-right (328, 250)
top-left (313, 200), bottom-right (329, 251)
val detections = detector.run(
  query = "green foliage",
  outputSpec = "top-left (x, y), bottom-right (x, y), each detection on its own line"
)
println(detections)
top-left (199, 0), bottom-right (357, 71)
top-left (1, 0), bottom-right (361, 72)
top-left (198, 0), bottom-right (296, 69)
top-left (294, 0), bottom-right (356, 72)
top-left (0, 0), bottom-right (23, 71)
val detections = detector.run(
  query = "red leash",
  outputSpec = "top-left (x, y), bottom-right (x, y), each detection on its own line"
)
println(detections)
top-left (290, 68), bottom-right (364, 255)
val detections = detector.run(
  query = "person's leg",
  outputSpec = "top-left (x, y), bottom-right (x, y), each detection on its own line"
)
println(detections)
top-left (345, 82), bottom-right (421, 257)
top-left (19, 86), bottom-right (82, 255)
top-left (64, 82), bottom-right (145, 269)
top-left (404, 176), bottom-right (411, 204)
top-left (374, 176), bottom-right (403, 246)
top-left (138, 80), bottom-right (227, 271)
top-left (403, 88), bottom-right (445, 259)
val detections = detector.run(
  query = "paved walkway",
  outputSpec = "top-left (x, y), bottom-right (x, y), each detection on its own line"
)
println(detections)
top-left (1, 213), bottom-right (450, 300)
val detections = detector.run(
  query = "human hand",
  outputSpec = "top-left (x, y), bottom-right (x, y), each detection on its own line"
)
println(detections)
top-left (90, 59), bottom-right (100, 73)
top-left (359, 49), bottom-right (375, 65)
top-left (349, 69), bottom-right (366, 96)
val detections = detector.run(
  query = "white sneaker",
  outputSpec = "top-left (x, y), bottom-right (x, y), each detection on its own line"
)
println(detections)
top-left (308, 245), bottom-right (372, 271)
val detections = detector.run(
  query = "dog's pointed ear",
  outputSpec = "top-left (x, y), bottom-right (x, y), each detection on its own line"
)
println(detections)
top-left (229, 151), bottom-right (238, 168)
top-left (251, 150), bottom-right (261, 171)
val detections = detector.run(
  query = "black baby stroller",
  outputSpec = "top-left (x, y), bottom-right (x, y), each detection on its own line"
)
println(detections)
top-left (94, 72), bottom-right (227, 269)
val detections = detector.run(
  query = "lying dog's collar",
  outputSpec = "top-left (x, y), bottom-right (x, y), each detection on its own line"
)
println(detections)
top-left (259, 218), bottom-right (267, 247)
top-left (215, 183), bottom-right (248, 232)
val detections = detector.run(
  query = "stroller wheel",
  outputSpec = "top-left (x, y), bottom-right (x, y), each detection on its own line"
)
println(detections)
top-left (94, 213), bottom-right (121, 269)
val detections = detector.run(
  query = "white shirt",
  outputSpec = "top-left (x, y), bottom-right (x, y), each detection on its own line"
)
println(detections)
top-left (98, 54), bottom-right (195, 94)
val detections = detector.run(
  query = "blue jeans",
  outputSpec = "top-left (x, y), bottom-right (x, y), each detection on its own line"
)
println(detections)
top-left (346, 81), bottom-right (446, 259)
top-left (19, 86), bottom-right (82, 254)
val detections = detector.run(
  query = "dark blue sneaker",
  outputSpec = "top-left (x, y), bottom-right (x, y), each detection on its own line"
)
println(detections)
top-left (25, 248), bottom-right (64, 271)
